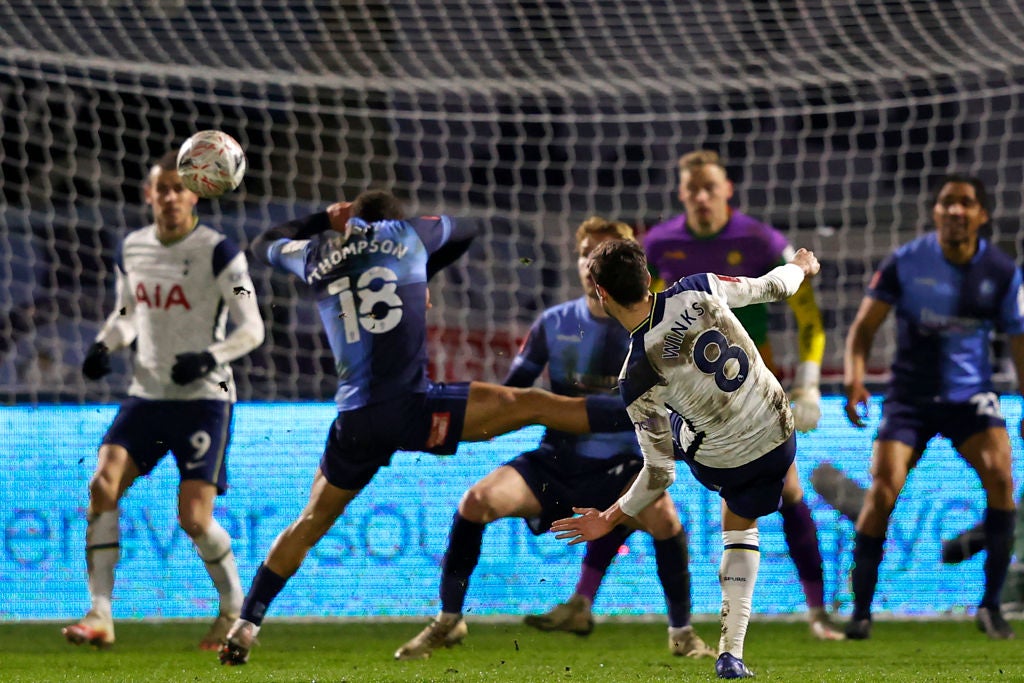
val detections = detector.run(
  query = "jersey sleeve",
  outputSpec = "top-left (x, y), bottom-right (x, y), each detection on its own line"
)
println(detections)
top-left (866, 254), bottom-right (901, 304)
top-left (706, 264), bottom-right (806, 309)
top-left (207, 240), bottom-right (266, 363)
top-left (95, 256), bottom-right (138, 350)
top-left (618, 385), bottom-right (677, 518)
top-left (998, 267), bottom-right (1024, 336)
top-left (503, 316), bottom-right (549, 387)
top-left (265, 237), bottom-right (312, 280)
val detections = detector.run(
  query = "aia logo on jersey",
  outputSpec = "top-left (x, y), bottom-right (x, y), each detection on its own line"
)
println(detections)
top-left (135, 283), bottom-right (191, 310)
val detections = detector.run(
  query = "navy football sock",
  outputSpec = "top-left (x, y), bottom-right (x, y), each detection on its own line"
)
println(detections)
top-left (440, 512), bottom-right (486, 614)
top-left (850, 532), bottom-right (884, 621)
top-left (240, 563), bottom-right (288, 626)
top-left (981, 507), bottom-right (1015, 609)
top-left (653, 530), bottom-right (692, 628)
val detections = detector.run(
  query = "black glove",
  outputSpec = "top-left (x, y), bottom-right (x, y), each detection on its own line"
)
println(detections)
top-left (171, 351), bottom-right (217, 385)
top-left (82, 342), bottom-right (111, 380)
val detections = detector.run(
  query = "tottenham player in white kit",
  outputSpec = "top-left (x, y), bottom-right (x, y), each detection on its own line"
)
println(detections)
top-left (552, 239), bottom-right (820, 679)
top-left (62, 151), bottom-right (265, 651)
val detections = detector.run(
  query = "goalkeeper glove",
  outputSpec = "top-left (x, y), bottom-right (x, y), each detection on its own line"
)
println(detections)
top-left (790, 387), bottom-right (822, 432)
top-left (82, 342), bottom-right (111, 380)
top-left (171, 351), bottom-right (216, 385)
top-left (789, 360), bottom-right (822, 432)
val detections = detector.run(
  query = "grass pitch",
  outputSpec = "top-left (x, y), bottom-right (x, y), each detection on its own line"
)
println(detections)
top-left (1, 619), bottom-right (1022, 682)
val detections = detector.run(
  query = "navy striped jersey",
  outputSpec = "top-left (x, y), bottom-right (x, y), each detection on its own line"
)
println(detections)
top-left (266, 215), bottom-right (464, 410)
top-left (504, 297), bottom-right (640, 460)
top-left (868, 232), bottom-right (1024, 402)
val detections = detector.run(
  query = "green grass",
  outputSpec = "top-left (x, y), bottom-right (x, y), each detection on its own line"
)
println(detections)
top-left (2, 619), bottom-right (1022, 682)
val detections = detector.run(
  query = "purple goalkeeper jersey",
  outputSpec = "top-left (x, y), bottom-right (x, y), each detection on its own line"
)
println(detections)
top-left (643, 210), bottom-right (791, 344)
top-left (643, 210), bottom-right (790, 282)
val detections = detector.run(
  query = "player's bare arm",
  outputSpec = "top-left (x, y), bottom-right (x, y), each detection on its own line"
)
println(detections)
top-left (843, 296), bottom-right (891, 427)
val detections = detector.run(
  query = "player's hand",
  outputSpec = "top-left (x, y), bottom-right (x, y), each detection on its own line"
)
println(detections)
top-left (844, 382), bottom-right (871, 428)
top-left (790, 387), bottom-right (822, 432)
top-left (171, 351), bottom-right (217, 385)
top-left (82, 342), bottom-right (111, 380)
top-left (790, 248), bottom-right (820, 278)
top-left (550, 507), bottom-right (614, 545)
top-left (327, 201), bottom-right (353, 233)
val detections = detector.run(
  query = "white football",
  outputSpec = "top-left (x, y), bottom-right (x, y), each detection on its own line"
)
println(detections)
top-left (176, 130), bottom-right (247, 198)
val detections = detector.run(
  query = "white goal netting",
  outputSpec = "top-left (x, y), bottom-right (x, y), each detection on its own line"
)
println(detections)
top-left (3, 1), bottom-right (1024, 403)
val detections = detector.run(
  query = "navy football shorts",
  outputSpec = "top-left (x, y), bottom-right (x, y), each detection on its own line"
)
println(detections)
top-left (320, 381), bottom-right (470, 491)
top-left (506, 444), bottom-right (644, 534)
top-left (676, 434), bottom-right (796, 521)
top-left (102, 397), bottom-right (233, 494)
top-left (876, 393), bottom-right (1006, 451)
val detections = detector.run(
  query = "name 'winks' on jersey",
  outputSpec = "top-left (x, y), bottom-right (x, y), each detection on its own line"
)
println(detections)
top-left (619, 268), bottom-right (803, 473)
top-left (266, 215), bottom-right (464, 410)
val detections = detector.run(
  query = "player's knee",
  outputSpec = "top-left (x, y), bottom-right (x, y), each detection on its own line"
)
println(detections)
top-left (865, 480), bottom-right (900, 514)
top-left (980, 465), bottom-right (1014, 498)
top-left (458, 486), bottom-right (500, 524)
top-left (87, 472), bottom-right (119, 508)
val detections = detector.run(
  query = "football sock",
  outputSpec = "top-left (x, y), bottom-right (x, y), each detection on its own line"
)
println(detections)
top-left (584, 394), bottom-right (632, 432)
top-left (240, 563), bottom-right (288, 626)
top-left (193, 518), bottom-right (243, 616)
top-left (576, 526), bottom-right (633, 601)
top-left (719, 528), bottom-right (759, 659)
top-left (981, 507), bottom-right (1015, 609)
top-left (850, 532), bottom-right (884, 621)
top-left (85, 510), bottom-right (119, 618)
top-left (653, 530), bottom-right (692, 628)
top-left (780, 500), bottom-right (826, 609)
top-left (440, 512), bottom-right (485, 614)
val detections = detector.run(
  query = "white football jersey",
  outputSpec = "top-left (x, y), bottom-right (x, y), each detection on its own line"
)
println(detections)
top-left (96, 223), bottom-right (264, 402)
top-left (617, 264), bottom-right (805, 517)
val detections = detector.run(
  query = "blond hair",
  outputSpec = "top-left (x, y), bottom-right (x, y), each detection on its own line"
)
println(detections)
top-left (575, 216), bottom-right (635, 252)
top-left (677, 149), bottom-right (724, 175)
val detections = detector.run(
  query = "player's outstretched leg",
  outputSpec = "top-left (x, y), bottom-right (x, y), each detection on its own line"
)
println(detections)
top-left (941, 522), bottom-right (986, 564)
top-left (394, 614), bottom-right (468, 660)
top-left (809, 463), bottom-right (866, 522)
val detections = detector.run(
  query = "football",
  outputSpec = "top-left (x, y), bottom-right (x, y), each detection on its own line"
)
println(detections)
top-left (176, 130), bottom-right (247, 198)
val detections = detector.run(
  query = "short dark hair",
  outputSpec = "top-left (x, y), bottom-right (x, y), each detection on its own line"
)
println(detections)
top-left (155, 150), bottom-right (179, 172)
top-left (350, 189), bottom-right (404, 223)
top-left (588, 239), bottom-right (649, 306)
top-left (933, 173), bottom-right (990, 213)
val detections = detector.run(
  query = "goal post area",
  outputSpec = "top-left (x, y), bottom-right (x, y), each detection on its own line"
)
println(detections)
top-left (3, 1), bottom-right (1024, 402)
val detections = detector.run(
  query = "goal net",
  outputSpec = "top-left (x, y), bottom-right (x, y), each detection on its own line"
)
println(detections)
top-left (3, 1), bottom-right (1024, 403)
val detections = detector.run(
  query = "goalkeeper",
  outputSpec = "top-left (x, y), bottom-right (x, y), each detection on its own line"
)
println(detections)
top-left (526, 150), bottom-right (842, 641)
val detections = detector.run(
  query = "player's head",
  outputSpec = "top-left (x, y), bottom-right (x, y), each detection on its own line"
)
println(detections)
top-left (350, 190), bottom-right (405, 223)
top-left (677, 150), bottom-right (734, 237)
top-left (931, 174), bottom-right (990, 251)
top-left (575, 216), bottom-right (635, 299)
top-left (144, 150), bottom-right (199, 245)
top-left (588, 239), bottom-right (651, 315)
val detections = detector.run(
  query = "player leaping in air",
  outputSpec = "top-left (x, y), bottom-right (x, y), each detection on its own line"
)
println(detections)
top-left (218, 190), bottom-right (634, 665)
